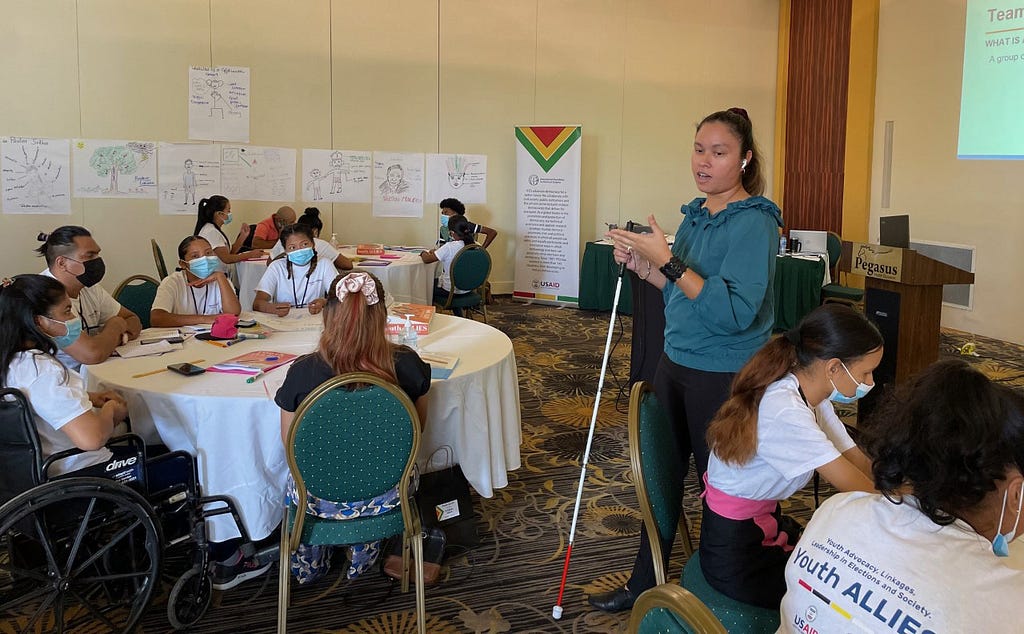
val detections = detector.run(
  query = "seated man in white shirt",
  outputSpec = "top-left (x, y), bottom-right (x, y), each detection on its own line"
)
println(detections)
top-left (36, 226), bottom-right (143, 369)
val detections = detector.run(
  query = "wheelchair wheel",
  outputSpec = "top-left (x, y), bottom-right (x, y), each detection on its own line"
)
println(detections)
top-left (167, 565), bottom-right (212, 630)
top-left (0, 477), bottom-right (162, 633)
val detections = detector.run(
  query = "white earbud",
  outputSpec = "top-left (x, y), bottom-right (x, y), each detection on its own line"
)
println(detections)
top-left (741, 159), bottom-right (748, 169)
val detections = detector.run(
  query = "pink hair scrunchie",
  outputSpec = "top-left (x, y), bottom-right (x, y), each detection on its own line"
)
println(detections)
top-left (336, 272), bottom-right (380, 306)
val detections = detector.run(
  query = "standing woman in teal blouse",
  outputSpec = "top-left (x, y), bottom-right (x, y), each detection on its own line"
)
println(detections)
top-left (590, 108), bottom-right (783, 612)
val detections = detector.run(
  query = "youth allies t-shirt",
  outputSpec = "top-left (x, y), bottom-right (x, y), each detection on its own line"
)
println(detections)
top-left (255, 258), bottom-right (339, 307)
top-left (274, 348), bottom-right (431, 413)
top-left (778, 491), bottom-right (1024, 634)
top-left (152, 270), bottom-right (233, 316)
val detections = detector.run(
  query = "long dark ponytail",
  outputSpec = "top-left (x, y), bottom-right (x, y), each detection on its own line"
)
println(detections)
top-left (0, 275), bottom-right (68, 387)
top-left (708, 304), bottom-right (883, 465)
top-left (447, 215), bottom-right (475, 246)
top-left (194, 195), bottom-right (230, 244)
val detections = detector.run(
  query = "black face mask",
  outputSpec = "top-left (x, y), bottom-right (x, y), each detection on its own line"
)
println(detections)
top-left (70, 257), bottom-right (106, 288)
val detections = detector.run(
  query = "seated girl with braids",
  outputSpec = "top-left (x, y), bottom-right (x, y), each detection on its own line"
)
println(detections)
top-left (253, 224), bottom-right (338, 317)
top-left (699, 304), bottom-right (882, 608)
top-left (150, 236), bottom-right (241, 328)
top-left (274, 271), bottom-right (430, 583)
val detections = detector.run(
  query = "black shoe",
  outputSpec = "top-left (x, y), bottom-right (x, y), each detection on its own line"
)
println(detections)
top-left (588, 586), bottom-right (639, 612)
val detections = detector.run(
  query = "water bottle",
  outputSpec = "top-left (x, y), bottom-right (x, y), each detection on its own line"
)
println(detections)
top-left (329, 232), bottom-right (339, 248)
top-left (402, 315), bottom-right (419, 351)
top-left (779, 234), bottom-right (787, 255)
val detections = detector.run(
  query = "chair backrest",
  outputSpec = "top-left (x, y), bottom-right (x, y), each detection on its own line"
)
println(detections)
top-left (450, 244), bottom-right (491, 292)
top-left (286, 373), bottom-right (420, 507)
top-left (629, 381), bottom-right (688, 585)
top-left (826, 231), bottom-right (842, 276)
top-left (628, 584), bottom-right (727, 634)
top-left (0, 388), bottom-right (44, 506)
top-left (151, 239), bottom-right (169, 280)
top-left (113, 275), bottom-right (160, 329)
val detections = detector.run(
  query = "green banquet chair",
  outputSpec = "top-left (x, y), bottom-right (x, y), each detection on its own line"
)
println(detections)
top-left (628, 381), bottom-right (780, 634)
top-left (821, 231), bottom-right (865, 307)
top-left (151, 238), bottom-right (169, 280)
top-left (435, 244), bottom-right (491, 322)
top-left (113, 274), bottom-right (160, 330)
top-left (278, 373), bottom-right (425, 634)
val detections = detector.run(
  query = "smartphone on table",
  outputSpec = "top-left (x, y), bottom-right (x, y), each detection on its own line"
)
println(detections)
top-left (167, 362), bottom-right (205, 376)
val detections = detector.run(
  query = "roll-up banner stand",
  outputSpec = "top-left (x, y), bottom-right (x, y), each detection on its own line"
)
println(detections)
top-left (513, 125), bottom-right (581, 307)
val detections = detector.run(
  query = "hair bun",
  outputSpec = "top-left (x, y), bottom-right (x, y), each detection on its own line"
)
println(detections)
top-left (728, 107), bottom-right (750, 122)
top-left (36, 232), bottom-right (49, 242)
top-left (304, 207), bottom-right (320, 218)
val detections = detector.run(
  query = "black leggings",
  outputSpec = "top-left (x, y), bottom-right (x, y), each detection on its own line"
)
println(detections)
top-left (626, 354), bottom-right (734, 593)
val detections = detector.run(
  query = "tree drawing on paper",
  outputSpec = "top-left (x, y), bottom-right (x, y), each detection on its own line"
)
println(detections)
top-left (89, 145), bottom-right (138, 194)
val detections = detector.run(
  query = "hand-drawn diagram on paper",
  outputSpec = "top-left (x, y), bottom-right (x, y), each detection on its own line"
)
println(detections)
top-left (301, 149), bottom-right (371, 203)
top-left (189, 66), bottom-right (250, 143)
top-left (426, 153), bottom-right (487, 204)
top-left (1, 137), bottom-right (71, 214)
top-left (220, 145), bottom-right (296, 202)
top-left (157, 143), bottom-right (221, 215)
top-left (372, 152), bottom-right (424, 218)
top-left (73, 139), bottom-right (157, 199)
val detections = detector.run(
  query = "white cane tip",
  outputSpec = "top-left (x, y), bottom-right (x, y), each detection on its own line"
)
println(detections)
top-left (552, 605), bottom-right (563, 619)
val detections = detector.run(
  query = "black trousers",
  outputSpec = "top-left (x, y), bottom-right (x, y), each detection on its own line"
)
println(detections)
top-left (626, 354), bottom-right (734, 593)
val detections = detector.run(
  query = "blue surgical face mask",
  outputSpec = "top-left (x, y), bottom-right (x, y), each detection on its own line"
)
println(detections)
top-left (440, 214), bottom-right (450, 228)
top-left (223, 212), bottom-right (233, 225)
top-left (287, 247), bottom-right (315, 266)
top-left (828, 361), bottom-right (874, 404)
top-left (993, 481), bottom-right (1024, 557)
top-left (43, 315), bottom-right (82, 349)
top-left (187, 255), bottom-right (220, 279)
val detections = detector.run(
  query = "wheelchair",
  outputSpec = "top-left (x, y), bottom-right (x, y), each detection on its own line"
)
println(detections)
top-left (0, 387), bottom-right (261, 632)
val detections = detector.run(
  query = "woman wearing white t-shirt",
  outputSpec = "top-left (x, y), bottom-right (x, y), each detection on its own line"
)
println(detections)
top-left (0, 274), bottom-right (128, 475)
top-left (254, 224), bottom-right (339, 317)
top-left (420, 214), bottom-right (476, 316)
top-left (267, 208), bottom-right (353, 272)
top-left (150, 236), bottom-right (242, 328)
top-left (780, 360), bottom-right (1024, 633)
top-left (193, 195), bottom-right (266, 266)
top-left (700, 304), bottom-right (882, 608)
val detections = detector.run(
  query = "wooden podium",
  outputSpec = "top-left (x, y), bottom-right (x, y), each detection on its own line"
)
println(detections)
top-left (840, 242), bottom-right (974, 422)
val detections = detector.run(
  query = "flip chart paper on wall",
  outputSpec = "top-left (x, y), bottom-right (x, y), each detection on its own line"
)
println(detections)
top-left (301, 149), bottom-right (372, 203)
top-left (157, 143), bottom-right (222, 215)
top-left (1, 136), bottom-right (71, 215)
top-left (425, 153), bottom-right (487, 204)
top-left (220, 145), bottom-right (296, 202)
top-left (372, 152), bottom-right (425, 218)
top-left (189, 66), bottom-right (250, 143)
top-left (73, 139), bottom-right (157, 199)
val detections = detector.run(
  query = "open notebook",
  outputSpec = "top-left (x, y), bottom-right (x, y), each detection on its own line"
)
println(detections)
top-left (206, 351), bottom-right (298, 375)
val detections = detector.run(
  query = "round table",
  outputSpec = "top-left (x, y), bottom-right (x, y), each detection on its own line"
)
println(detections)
top-left (235, 249), bottom-right (437, 312)
top-left (83, 314), bottom-right (521, 541)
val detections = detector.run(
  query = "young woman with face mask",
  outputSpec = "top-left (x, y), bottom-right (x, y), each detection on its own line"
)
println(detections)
top-left (699, 304), bottom-right (883, 609)
top-left (779, 359), bottom-right (1024, 632)
top-left (150, 236), bottom-right (242, 328)
top-left (0, 274), bottom-right (129, 475)
top-left (253, 224), bottom-right (339, 317)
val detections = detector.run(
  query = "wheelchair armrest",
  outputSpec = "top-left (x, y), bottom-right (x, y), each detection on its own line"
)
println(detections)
top-left (41, 433), bottom-right (148, 482)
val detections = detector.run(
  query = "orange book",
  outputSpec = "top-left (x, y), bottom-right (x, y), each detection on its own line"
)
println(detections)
top-left (386, 303), bottom-right (435, 335)
top-left (356, 244), bottom-right (385, 255)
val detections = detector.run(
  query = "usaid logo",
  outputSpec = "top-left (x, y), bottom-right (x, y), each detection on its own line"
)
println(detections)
top-left (106, 456), bottom-right (138, 472)
top-left (532, 280), bottom-right (560, 289)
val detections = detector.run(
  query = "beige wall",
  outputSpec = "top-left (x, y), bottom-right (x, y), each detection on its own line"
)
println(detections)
top-left (873, 0), bottom-right (1022, 344)
top-left (0, 0), bottom-right (778, 298)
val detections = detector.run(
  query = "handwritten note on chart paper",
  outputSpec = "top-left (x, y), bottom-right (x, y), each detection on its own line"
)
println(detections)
top-left (221, 145), bottom-right (296, 202)
top-left (301, 149), bottom-right (372, 203)
top-left (1, 137), bottom-right (71, 214)
top-left (372, 152), bottom-right (424, 218)
top-left (73, 139), bottom-right (157, 199)
top-left (425, 153), bottom-right (487, 204)
top-left (157, 143), bottom-right (222, 215)
top-left (188, 66), bottom-right (250, 143)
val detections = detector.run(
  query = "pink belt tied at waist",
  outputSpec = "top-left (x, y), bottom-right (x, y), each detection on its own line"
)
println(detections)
top-left (701, 472), bottom-right (795, 552)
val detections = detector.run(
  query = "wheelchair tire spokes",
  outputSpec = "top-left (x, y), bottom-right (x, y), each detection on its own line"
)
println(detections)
top-left (70, 517), bottom-right (144, 577)
top-left (62, 497), bottom-right (96, 578)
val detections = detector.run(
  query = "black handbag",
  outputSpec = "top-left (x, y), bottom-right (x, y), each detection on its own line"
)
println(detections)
top-left (416, 446), bottom-right (479, 548)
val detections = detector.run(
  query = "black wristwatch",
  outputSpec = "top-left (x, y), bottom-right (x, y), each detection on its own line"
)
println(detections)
top-left (659, 256), bottom-right (686, 283)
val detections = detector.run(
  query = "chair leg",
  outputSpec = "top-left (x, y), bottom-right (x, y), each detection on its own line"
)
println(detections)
top-left (277, 509), bottom-right (291, 634)
top-left (412, 531), bottom-right (426, 634)
top-left (400, 530), bottom-right (411, 594)
top-left (481, 302), bottom-right (488, 324)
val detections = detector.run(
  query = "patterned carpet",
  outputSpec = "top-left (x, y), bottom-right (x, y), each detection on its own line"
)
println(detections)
top-left (123, 299), bottom-right (1020, 633)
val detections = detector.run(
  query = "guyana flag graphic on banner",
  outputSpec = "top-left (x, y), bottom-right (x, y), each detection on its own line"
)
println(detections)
top-left (515, 126), bottom-right (582, 173)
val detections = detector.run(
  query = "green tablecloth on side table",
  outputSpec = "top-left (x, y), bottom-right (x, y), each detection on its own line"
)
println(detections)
top-left (578, 242), bottom-right (633, 315)
top-left (773, 255), bottom-right (826, 331)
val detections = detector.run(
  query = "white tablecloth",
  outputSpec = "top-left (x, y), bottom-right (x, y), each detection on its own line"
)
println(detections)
top-left (235, 250), bottom-right (437, 312)
top-left (83, 313), bottom-right (521, 541)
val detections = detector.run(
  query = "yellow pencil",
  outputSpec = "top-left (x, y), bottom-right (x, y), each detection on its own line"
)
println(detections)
top-left (132, 359), bottom-right (205, 379)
